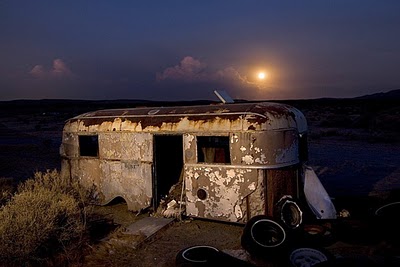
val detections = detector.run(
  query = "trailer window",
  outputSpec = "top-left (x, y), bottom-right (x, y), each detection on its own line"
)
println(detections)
top-left (197, 136), bottom-right (230, 163)
top-left (79, 135), bottom-right (99, 157)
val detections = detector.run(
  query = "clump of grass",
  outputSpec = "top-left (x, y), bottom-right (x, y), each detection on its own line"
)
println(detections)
top-left (84, 227), bottom-right (147, 267)
top-left (0, 169), bottom-right (95, 266)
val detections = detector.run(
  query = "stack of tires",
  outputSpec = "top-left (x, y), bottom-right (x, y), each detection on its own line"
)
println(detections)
top-left (175, 197), bottom-right (338, 266)
top-left (241, 215), bottom-right (335, 266)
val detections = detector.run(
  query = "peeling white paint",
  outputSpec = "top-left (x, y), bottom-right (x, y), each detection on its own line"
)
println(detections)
top-left (240, 146), bottom-right (246, 152)
top-left (184, 134), bottom-right (195, 149)
top-left (242, 155), bottom-right (254, 165)
top-left (226, 169), bottom-right (235, 179)
top-left (231, 134), bottom-right (239, 143)
top-left (185, 166), bottom-right (256, 222)
top-left (255, 153), bottom-right (267, 164)
top-left (248, 182), bottom-right (256, 191)
top-left (234, 203), bottom-right (243, 219)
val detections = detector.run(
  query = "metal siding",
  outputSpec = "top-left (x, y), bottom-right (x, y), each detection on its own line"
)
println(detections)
top-left (185, 165), bottom-right (258, 223)
top-left (60, 101), bottom-right (307, 219)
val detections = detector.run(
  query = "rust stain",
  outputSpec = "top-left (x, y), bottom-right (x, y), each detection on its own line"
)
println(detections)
top-left (185, 166), bottom-right (258, 222)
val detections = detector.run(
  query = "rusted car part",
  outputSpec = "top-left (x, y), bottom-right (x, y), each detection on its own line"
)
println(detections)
top-left (275, 195), bottom-right (303, 229)
top-left (303, 166), bottom-right (337, 220)
top-left (175, 245), bottom-right (254, 266)
top-left (297, 223), bottom-right (337, 247)
top-left (240, 215), bottom-right (288, 260)
top-left (60, 101), bottom-right (325, 223)
top-left (287, 247), bottom-right (333, 267)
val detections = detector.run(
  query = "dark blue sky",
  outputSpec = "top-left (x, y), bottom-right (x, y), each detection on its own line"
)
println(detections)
top-left (1, 1), bottom-right (399, 101)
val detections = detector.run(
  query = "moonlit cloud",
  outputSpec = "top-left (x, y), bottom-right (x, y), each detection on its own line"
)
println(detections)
top-left (157, 56), bottom-right (267, 89)
top-left (29, 65), bottom-right (46, 77)
top-left (216, 67), bottom-right (249, 85)
top-left (52, 58), bottom-right (73, 76)
top-left (29, 58), bottom-right (74, 78)
top-left (155, 56), bottom-right (277, 100)
top-left (156, 56), bottom-right (207, 82)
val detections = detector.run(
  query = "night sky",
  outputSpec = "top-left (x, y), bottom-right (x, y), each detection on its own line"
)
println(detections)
top-left (1, 1), bottom-right (400, 101)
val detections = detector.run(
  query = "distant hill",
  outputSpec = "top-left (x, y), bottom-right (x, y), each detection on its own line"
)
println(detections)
top-left (0, 89), bottom-right (398, 115)
top-left (355, 89), bottom-right (400, 100)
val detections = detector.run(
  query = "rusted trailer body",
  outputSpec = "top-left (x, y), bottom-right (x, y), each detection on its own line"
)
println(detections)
top-left (60, 102), bottom-right (309, 223)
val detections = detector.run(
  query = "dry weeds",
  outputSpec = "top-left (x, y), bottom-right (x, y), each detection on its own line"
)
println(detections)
top-left (0, 170), bottom-right (95, 267)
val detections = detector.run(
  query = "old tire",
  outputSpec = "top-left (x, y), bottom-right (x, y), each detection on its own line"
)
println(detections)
top-left (287, 246), bottom-right (334, 267)
top-left (175, 245), bottom-right (254, 266)
top-left (373, 201), bottom-right (400, 244)
top-left (241, 215), bottom-right (288, 259)
top-left (175, 245), bottom-right (220, 266)
top-left (275, 196), bottom-right (304, 230)
top-left (299, 223), bottom-right (337, 247)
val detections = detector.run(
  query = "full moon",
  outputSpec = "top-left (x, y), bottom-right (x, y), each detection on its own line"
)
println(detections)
top-left (258, 72), bottom-right (266, 80)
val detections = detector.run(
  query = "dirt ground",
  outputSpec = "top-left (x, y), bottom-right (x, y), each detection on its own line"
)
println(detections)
top-left (0, 99), bottom-right (399, 266)
top-left (83, 195), bottom-right (400, 267)
top-left (86, 202), bottom-right (245, 267)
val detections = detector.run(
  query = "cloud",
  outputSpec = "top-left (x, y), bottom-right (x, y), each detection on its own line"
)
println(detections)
top-left (156, 56), bottom-right (207, 82)
top-left (29, 58), bottom-right (74, 78)
top-left (29, 65), bottom-right (46, 76)
top-left (157, 56), bottom-right (249, 84)
top-left (156, 56), bottom-right (269, 90)
top-left (52, 58), bottom-right (73, 76)
top-left (155, 56), bottom-right (279, 100)
top-left (216, 67), bottom-right (248, 84)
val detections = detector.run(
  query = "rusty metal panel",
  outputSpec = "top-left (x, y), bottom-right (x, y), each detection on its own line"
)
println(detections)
top-left (185, 165), bottom-right (258, 223)
top-left (71, 158), bottom-right (102, 189)
top-left (230, 131), bottom-right (299, 168)
top-left (290, 107), bottom-right (308, 133)
top-left (246, 170), bottom-right (266, 219)
top-left (183, 133), bottom-right (197, 163)
top-left (64, 102), bottom-right (308, 134)
top-left (99, 161), bottom-right (153, 211)
top-left (60, 132), bottom-right (78, 157)
top-left (99, 132), bottom-right (152, 161)
top-left (64, 157), bottom-right (153, 211)
top-left (266, 168), bottom-right (298, 217)
top-left (60, 158), bottom-right (71, 180)
top-left (65, 116), bottom-right (244, 133)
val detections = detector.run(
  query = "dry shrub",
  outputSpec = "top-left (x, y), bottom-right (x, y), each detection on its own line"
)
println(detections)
top-left (0, 177), bottom-right (15, 206)
top-left (19, 169), bottom-right (93, 206)
top-left (84, 227), bottom-right (147, 267)
top-left (0, 169), bottom-right (94, 266)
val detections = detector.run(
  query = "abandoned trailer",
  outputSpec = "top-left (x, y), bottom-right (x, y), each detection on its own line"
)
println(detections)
top-left (60, 101), bottom-right (335, 224)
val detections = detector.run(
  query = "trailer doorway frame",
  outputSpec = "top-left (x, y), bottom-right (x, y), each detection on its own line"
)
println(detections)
top-left (152, 134), bottom-right (184, 209)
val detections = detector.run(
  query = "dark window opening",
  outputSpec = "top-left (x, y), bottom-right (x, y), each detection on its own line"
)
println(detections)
top-left (79, 135), bottom-right (99, 157)
top-left (299, 133), bottom-right (308, 162)
top-left (197, 136), bottom-right (230, 163)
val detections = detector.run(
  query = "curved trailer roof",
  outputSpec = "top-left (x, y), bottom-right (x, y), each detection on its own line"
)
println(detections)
top-left (64, 102), bottom-right (307, 133)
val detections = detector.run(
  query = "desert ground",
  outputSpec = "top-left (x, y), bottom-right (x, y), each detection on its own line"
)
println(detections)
top-left (0, 95), bottom-right (399, 266)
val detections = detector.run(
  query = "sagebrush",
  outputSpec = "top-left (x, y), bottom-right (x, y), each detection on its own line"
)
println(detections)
top-left (0, 169), bottom-right (95, 266)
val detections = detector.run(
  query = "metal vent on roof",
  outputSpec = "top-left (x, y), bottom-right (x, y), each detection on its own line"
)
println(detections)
top-left (214, 90), bottom-right (234, 104)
